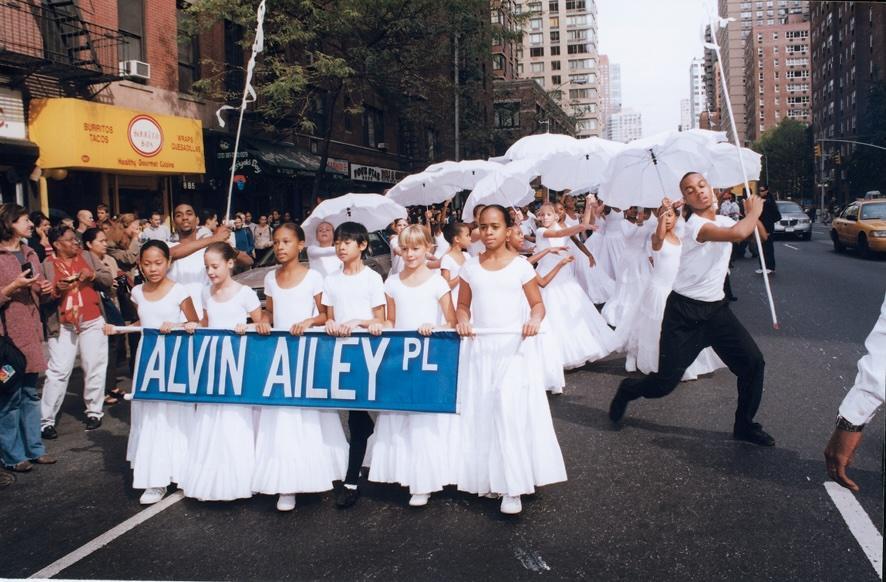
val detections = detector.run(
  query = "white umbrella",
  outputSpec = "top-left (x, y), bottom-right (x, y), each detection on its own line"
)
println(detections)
top-left (598, 131), bottom-right (713, 209)
top-left (386, 172), bottom-right (460, 207)
top-left (540, 137), bottom-right (627, 192)
top-left (495, 133), bottom-right (581, 163)
top-left (705, 142), bottom-right (762, 189)
top-left (301, 193), bottom-right (407, 245)
top-left (461, 159), bottom-right (540, 221)
top-left (423, 159), bottom-right (500, 190)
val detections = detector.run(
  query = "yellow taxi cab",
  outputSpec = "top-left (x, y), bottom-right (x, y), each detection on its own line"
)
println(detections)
top-left (830, 198), bottom-right (886, 257)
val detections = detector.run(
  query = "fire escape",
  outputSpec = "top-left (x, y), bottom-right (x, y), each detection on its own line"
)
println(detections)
top-left (0, 0), bottom-right (125, 97)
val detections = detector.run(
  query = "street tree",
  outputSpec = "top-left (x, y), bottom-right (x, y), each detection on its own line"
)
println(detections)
top-left (845, 81), bottom-right (886, 195)
top-left (752, 118), bottom-right (814, 199)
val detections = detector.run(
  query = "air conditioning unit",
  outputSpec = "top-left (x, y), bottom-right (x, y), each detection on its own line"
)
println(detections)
top-left (376, 142), bottom-right (388, 150)
top-left (119, 60), bottom-right (151, 80)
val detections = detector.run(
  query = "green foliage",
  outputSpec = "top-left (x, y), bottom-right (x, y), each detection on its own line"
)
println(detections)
top-left (752, 118), bottom-right (814, 196)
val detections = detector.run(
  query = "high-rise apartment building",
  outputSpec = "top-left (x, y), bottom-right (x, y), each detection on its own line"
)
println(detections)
top-left (517, 0), bottom-right (602, 138)
top-left (609, 61), bottom-right (622, 113)
top-left (606, 109), bottom-right (642, 143)
top-left (680, 99), bottom-right (692, 131)
top-left (715, 0), bottom-right (809, 143)
top-left (492, 0), bottom-right (521, 81)
top-left (744, 14), bottom-right (812, 143)
top-left (810, 1), bottom-right (886, 203)
top-left (689, 57), bottom-right (706, 129)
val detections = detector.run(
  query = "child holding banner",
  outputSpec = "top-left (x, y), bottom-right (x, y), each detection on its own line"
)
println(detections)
top-left (368, 225), bottom-right (458, 507)
top-left (321, 222), bottom-right (387, 509)
top-left (106, 241), bottom-right (200, 505)
top-left (252, 224), bottom-right (349, 512)
top-left (182, 242), bottom-right (263, 501)
top-left (455, 205), bottom-right (567, 515)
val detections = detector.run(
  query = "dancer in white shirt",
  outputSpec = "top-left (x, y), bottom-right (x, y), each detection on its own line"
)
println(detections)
top-left (368, 225), bottom-right (458, 507)
top-left (252, 223), bottom-right (349, 512)
top-left (306, 221), bottom-right (342, 278)
top-left (455, 205), bottom-right (567, 515)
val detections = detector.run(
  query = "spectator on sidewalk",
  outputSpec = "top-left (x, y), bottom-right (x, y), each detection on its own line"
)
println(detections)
top-left (233, 213), bottom-right (255, 257)
top-left (27, 212), bottom-right (53, 263)
top-left (253, 215), bottom-right (273, 253)
top-left (41, 225), bottom-right (109, 434)
top-left (74, 209), bottom-right (95, 243)
top-left (96, 204), bottom-right (110, 226)
top-left (107, 213), bottom-right (142, 275)
top-left (142, 212), bottom-right (171, 242)
top-left (243, 211), bottom-right (257, 236)
top-left (0, 204), bottom-right (56, 471)
top-left (757, 186), bottom-right (781, 274)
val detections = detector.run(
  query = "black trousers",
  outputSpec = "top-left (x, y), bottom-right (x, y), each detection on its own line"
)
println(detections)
top-left (620, 292), bottom-right (765, 430)
top-left (761, 237), bottom-right (776, 271)
top-left (344, 411), bottom-right (374, 485)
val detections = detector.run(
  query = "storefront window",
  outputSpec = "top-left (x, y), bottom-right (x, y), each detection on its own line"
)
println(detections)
top-left (363, 106), bottom-right (384, 148)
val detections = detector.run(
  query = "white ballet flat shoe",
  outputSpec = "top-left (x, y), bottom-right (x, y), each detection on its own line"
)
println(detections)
top-left (139, 487), bottom-right (166, 505)
top-left (409, 494), bottom-right (430, 507)
top-left (276, 494), bottom-right (296, 512)
top-left (500, 495), bottom-right (522, 515)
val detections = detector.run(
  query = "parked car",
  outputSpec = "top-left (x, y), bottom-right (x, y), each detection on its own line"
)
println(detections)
top-left (830, 199), bottom-right (886, 258)
top-left (773, 200), bottom-right (812, 240)
top-left (233, 230), bottom-right (392, 304)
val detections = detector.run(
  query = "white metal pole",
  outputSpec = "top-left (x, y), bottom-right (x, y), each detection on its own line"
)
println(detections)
top-left (713, 44), bottom-right (779, 329)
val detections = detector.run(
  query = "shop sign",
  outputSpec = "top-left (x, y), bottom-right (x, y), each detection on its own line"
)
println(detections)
top-left (0, 88), bottom-right (27, 140)
top-left (350, 163), bottom-right (406, 184)
top-left (326, 157), bottom-right (349, 175)
top-left (28, 98), bottom-right (205, 174)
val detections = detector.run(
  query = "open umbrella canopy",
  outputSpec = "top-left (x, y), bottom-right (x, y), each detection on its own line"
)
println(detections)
top-left (423, 159), bottom-right (501, 190)
top-left (538, 136), bottom-right (627, 192)
top-left (461, 159), bottom-right (540, 221)
top-left (386, 172), bottom-right (461, 207)
top-left (704, 142), bottom-right (762, 189)
top-left (301, 193), bottom-right (407, 245)
top-left (494, 133), bottom-right (581, 163)
top-left (598, 131), bottom-right (713, 209)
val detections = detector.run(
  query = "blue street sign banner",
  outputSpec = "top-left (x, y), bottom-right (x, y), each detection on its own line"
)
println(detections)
top-left (131, 329), bottom-right (460, 413)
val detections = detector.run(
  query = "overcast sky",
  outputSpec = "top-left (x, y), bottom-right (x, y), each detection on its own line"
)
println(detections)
top-left (597, 0), bottom-right (714, 136)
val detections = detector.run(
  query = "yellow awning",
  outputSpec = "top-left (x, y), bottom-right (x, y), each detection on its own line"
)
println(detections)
top-left (28, 98), bottom-right (205, 174)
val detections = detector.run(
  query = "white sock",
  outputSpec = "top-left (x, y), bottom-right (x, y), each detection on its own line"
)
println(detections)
top-left (344, 483), bottom-right (357, 490)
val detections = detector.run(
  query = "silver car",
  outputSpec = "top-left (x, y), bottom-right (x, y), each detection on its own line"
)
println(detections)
top-left (233, 230), bottom-right (392, 304)
top-left (774, 200), bottom-right (812, 241)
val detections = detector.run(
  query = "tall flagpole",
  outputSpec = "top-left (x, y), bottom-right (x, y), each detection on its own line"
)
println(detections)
top-left (705, 12), bottom-right (779, 329)
top-left (216, 0), bottom-right (266, 223)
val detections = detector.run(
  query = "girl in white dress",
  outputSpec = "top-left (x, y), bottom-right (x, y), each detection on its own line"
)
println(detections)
top-left (593, 205), bottom-right (627, 281)
top-left (439, 222), bottom-right (471, 312)
top-left (565, 196), bottom-right (615, 304)
top-left (617, 202), bottom-right (726, 380)
top-left (535, 204), bottom-right (618, 369)
top-left (388, 218), bottom-right (408, 276)
top-left (105, 241), bottom-right (199, 505)
top-left (368, 225), bottom-right (458, 507)
top-left (182, 242), bottom-right (263, 501)
top-left (467, 204), bottom-right (487, 257)
top-left (252, 224), bottom-right (349, 512)
top-left (601, 208), bottom-right (656, 328)
top-left (306, 221), bottom-right (342, 278)
top-left (455, 205), bottom-right (567, 515)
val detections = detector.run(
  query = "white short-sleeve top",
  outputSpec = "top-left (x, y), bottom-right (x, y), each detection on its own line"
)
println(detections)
top-left (459, 255), bottom-right (535, 329)
top-left (384, 272), bottom-right (450, 328)
top-left (672, 213), bottom-right (736, 302)
top-left (263, 268), bottom-right (324, 328)
top-left (201, 284), bottom-right (261, 328)
top-left (131, 282), bottom-right (192, 328)
top-left (321, 267), bottom-right (386, 322)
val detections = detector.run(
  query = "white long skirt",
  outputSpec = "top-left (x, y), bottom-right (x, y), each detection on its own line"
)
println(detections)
top-left (456, 334), bottom-right (567, 497)
top-left (182, 404), bottom-right (255, 501)
top-left (131, 401), bottom-right (194, 489)
top-left (368, 411), bottom-right (460, 495)
top-left (252, 407), bottom-right (349, 495)
top-left (539, 256), bottom-right (618, 369)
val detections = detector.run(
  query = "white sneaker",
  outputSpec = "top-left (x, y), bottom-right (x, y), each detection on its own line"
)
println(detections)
top-left (276, 494), bottom-right (296, 512)
top-left (500, 495), bottom-right (522, 514)
top-left (139, 487), bottom-right (166, 505)
top-left (409, 494), bottom-right (430, 507)
top-left (483, 492), bottom-right (501, 499)
top-left (755, 269), bottom-right (774, 274)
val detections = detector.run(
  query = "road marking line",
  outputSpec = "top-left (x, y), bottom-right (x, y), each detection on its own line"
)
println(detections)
top-left (29, 490), bottom-right (184, 579)
top-left (784, 243), bottom-right (800, 250)
top-left (823, 482), bottom-right (883, 579)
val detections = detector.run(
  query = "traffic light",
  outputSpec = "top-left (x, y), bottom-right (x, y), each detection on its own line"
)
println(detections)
top-left (835, 152), bottom-right (842, 165)
top-left (814, 143), bottom-right (822, 157)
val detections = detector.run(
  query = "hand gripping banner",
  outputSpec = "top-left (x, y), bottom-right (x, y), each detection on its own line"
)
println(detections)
top-left (131, 329), bottom-right (460, 413)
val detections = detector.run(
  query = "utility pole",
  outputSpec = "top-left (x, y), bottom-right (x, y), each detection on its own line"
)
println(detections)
top-left (454, 33), bottom-right (460, 162)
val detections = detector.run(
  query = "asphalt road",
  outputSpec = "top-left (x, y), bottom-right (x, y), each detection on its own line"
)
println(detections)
top-left (2, 223), bottom-right (884, 581)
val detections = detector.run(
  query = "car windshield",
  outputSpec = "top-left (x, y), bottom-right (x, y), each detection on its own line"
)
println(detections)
top-left (777, 201), bottom-right (804, 214)
top-left (860, 202), bottom-right (886, 220)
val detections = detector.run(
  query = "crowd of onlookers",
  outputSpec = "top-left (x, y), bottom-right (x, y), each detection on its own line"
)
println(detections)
top-left (0, 202), bottom-right (312, 488)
